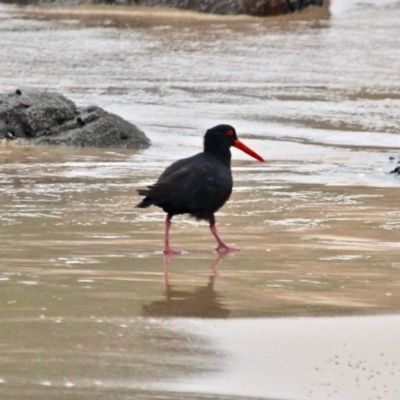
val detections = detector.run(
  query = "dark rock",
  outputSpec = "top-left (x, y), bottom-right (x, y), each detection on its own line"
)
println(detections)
top-left (0, 91), bottom-right (151, 149)
top-left (286, 0), bottom-right (323, 13)
top-left (2, 0), bottom-right (327, 17)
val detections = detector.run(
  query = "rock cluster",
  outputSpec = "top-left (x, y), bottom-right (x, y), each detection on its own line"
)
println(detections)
top-left (3, 0), bottom-right (326, 17)
top-left (0, 90), bottom-right (151, 149)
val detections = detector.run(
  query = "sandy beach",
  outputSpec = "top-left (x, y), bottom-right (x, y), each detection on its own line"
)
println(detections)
top-left (0, 1), bottom-right (400, 398)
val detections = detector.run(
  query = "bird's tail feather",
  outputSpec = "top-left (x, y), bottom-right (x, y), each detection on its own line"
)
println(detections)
top-left (136, 188), bottom-right (154, 208)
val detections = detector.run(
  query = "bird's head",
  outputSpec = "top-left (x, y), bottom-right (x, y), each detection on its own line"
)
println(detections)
top-left (204, 125), bottom-right (264, 162)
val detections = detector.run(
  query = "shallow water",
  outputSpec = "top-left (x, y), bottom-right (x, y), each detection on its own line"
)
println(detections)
top-left (0, 1), bottom-right (400, 399)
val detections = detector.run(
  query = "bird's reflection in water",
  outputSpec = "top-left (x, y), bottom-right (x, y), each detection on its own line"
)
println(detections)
top-left (142, 253), bottom-right (230, 318)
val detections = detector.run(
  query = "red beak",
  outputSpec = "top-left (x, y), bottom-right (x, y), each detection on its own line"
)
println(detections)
top-left (233, 139), bottom-right (264, 162)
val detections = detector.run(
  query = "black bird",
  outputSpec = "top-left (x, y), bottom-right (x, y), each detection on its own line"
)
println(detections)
top-left (136, 125), bottom-right (264, 254)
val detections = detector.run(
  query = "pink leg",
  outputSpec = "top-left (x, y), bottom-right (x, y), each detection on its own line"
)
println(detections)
top-left (210, 223), bottom-right (239, 252)
top-left (163, 215), bottom-right (184, 255)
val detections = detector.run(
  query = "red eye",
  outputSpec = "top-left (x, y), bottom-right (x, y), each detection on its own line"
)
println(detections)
top-left (226, 130), bottom-right (234, 137)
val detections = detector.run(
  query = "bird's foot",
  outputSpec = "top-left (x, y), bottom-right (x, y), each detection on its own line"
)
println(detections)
top-left (215, 243), bottom-right (240, 253)
top-left (163, 246), bottom-right (185, 255)
top-left (210, 223), bottom-right (240, 253)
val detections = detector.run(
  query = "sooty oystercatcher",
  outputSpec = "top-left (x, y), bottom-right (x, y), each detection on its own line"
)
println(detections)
top-left (136, 124), bottom-right (264, 254)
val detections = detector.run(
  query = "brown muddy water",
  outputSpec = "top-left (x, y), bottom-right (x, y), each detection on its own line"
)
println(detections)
top-left (1, 1), bottom-right (400, 399)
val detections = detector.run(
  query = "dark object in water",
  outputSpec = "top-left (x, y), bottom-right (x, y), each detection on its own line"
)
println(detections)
top-left (136, 125), bottom-right (264, 254)
top-left (390, 166), bottom-right (400, 175)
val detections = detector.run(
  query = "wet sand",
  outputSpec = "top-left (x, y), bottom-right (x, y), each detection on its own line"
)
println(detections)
top-left (1, 1), bottom-right (400, 399)
top-left (0, 143), bottom-right (399, 399)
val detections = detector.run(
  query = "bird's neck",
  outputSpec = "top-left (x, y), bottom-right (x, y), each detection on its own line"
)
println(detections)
top-left (204, 144), bottom-right (232, 167)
